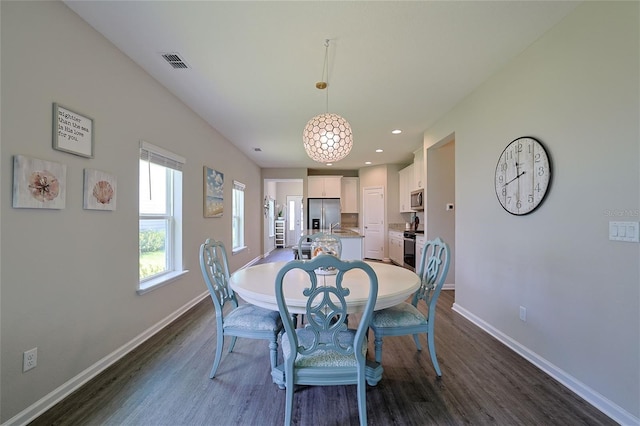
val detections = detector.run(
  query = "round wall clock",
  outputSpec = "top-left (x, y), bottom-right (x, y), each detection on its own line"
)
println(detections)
top-left (494, 136), bottom-right (551, 215)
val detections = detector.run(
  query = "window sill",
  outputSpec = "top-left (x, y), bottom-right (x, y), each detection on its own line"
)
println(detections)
top-left (232, 246), bottom-right (247, 255)
top-left (137, 270), bottom-right (189, 295)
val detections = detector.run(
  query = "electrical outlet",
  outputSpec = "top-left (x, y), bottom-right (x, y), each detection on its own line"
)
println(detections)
top-left (519, 306), bottom-right (527, 322)
top-left (23, 347), bottom-right (37, 372)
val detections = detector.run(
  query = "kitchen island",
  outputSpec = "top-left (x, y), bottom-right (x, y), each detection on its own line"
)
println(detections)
top-left (301, 229), bottom-right (364, 260)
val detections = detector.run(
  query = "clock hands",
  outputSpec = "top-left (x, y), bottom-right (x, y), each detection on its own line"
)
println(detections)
top-left (503, 170), bottom-right (526, 187)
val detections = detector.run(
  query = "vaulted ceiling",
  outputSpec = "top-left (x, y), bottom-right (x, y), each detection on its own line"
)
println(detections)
top-left (65, 1), bottom-right (579, 170)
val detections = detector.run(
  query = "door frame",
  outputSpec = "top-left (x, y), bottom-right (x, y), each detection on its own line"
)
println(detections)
top-left (286, 195), bottom-right (303, 247)
top-left (362, 186), bottom-right (385, 260)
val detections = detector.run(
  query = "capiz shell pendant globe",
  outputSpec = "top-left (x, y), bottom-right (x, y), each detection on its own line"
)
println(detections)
top-left (302, 112), bottom-right (353, 163)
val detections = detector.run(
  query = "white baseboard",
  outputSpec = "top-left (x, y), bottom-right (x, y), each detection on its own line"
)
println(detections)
top-left (4, 291), bottom-right (210, 426)
top-left (452, 302), bottom-right (638, 426)
top-left (244, 255), bottom-right (262, 268)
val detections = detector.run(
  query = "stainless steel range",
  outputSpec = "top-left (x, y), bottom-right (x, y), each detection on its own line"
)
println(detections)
top-left (403, 230), bottom-right (424, 271)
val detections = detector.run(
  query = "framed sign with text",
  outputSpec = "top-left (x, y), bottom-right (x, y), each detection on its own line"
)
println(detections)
top-left (53, 103), bottom-right (94, 158)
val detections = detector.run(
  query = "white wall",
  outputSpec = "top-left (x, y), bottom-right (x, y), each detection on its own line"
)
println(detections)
top-left (424, 2), bottom-right (639, 422)
top-left (1, 1), bottom-right (262, 422)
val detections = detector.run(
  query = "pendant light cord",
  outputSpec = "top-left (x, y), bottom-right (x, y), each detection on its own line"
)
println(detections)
top-left (322, 39), bottom-right (330, 112)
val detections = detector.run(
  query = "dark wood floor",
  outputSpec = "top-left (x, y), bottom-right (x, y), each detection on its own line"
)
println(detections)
top-left (31, 250), bottom-right (614, 425)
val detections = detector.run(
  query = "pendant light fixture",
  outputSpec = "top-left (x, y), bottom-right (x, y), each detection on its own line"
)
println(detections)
top-left (302, 39), bottom-right (353, 164)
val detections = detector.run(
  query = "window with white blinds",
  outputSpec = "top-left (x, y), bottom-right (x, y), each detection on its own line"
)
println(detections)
top-left (138, 141), bottom-right (186, 293)
top-left (232, 180), bottom-right (246, 252)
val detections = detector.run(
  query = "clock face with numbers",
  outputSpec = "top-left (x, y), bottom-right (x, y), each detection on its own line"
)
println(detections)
top-left (494, 136), bottom-right (551, 215)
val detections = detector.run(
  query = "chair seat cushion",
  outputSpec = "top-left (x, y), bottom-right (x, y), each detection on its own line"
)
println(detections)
top-left (282, 328), bottom-right (367, 367)
top-left (224, 304), bottom-right (282, 332)
top-left (371, 302), bottom-right (427, 328)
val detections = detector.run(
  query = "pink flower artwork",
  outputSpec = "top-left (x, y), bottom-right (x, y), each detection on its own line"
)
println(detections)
top-left (13, 155), bottom-right (67, 209)
top-left (28, 170), bottom-right (60, 202)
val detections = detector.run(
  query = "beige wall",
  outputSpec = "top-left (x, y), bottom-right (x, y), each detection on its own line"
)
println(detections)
top-left (426, 139), bottom-right (455, 284)
top-left (1, 1), bottom-right (638, 423)
top-left (1, 1), bottom-right (262, 421)
top-left (275, 181), bottom-right (303, 215)
top-left (423, 2), bottom-right (638, 421)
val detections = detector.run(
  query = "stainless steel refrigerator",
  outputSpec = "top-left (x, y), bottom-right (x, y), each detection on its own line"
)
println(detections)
top-left (307, 198), bottom-right (341, 230)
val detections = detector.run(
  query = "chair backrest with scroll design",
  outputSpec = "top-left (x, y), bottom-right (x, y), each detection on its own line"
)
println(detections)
top-left (200, 238), bottom-right (238, 319)
top-left (412, 237), bottom-right (450, 323)
top-left (274, 254), bottom-right (378, 426)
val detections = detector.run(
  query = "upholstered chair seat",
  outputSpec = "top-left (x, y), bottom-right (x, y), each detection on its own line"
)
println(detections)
top-left (274, 255), bottom-right (380, 426)
top-left (370, 302), bottom-right (427, 328)
top-left (224, 304), bottom-right (282, 331)
top-left (199, 238), bottom-right (283, 382)
top-left (370, 237), bottom-right (450, 377)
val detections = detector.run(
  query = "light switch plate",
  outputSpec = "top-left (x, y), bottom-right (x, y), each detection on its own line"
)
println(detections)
top-left (609, 221), bottom-right (640, 242)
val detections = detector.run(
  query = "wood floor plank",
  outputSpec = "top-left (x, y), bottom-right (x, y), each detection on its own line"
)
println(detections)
top-left (31, 250), bottom-right (615, 426)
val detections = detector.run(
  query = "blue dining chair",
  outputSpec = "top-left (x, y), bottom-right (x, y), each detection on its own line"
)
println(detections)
top-left (274, 255), bottom-right (380, 426)
top-left (199, 238), bottom-right (283, 380)
top-left (369, 237), bottom-right (450, 377)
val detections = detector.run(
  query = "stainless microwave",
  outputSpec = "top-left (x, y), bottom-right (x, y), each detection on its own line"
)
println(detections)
top-left (410, 189), bottom-right (424, 210)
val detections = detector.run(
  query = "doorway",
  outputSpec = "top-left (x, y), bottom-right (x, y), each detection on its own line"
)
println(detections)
top-left (286, 195), bottom-right (303, 247)
top-left (362, 186), bottom-right (385, 260)
top-left (263, 178), bottom-right (304, 256)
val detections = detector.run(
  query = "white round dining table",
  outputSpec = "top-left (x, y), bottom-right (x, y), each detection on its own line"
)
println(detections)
top-left (229, 260), bottom-right (420, 314)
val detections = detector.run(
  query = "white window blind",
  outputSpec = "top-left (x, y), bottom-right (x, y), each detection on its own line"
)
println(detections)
top-left (138, 140), bottom-right (186, 293)
top-left (140, 140), bottom-right (185, 171)
top-left (232, 180), bottom-right (246, 252)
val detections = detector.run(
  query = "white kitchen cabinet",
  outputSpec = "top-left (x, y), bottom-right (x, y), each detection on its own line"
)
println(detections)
top-left (341, 177), bottom-right (359, 213)
top-left (308, 176), bottom-right (342, 198)
top-left (275, 219), bottom-right (286, 248)
top-left (399, 164), bottom-right (413, 213)
top-left (389, 230), bottom-right (404, 266)
top-left (413, 147), bottom-right (424, 190)
top-left (341, 236), bottom-right (363, 260)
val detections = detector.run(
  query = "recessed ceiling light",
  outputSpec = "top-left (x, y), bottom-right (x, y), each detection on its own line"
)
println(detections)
top-left (326, 163), bottom-right (333, 166)
top-left (376, 149), bottom-right (383, 153)
top-left (391, 129), bottom-right (402, 135)
top-left (365, 161), bottom-right (372, 165)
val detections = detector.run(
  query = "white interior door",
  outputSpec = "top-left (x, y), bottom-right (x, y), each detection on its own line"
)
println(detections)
top-left (286, 195), bottom-right (303, 247)
top-left (363, 186), bottom-right (385, 260)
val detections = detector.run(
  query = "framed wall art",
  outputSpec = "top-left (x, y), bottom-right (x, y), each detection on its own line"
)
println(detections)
top-left (13, 155), bottom-right (67, 209)
top-left (204, 166), bottom-right (223, 217)
top-left (84, 168), bottom-right (117, 211)
top-left (53, 103), bottom-right (94, 158)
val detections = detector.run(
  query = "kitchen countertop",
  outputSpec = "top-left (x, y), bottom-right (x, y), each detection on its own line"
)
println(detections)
top-left (303, 229), bottom-right (363, 238)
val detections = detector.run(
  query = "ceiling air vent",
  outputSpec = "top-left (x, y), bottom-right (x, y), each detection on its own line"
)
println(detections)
top-left (161, 53), bottom-right (189, 69)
